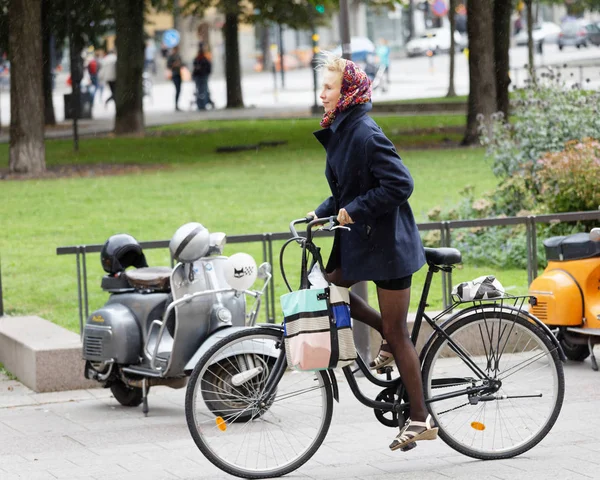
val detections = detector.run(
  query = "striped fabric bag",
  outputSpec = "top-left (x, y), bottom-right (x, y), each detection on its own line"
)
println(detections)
top-left (281, 284), bottom-right (356, 371)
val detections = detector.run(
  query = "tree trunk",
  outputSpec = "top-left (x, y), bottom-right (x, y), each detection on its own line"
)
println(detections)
top-left (223, 11), bottom-right (244, 108)
top-left (41, 0), bottom-right (56, 126)
top-left (114, 0), bottom-right (145, 135)
top-left (494, 0), bottom-right (512, 118)
top-left (446, 0), bottom-right (456, 97)
top-left (9, 0), bottom-right (45, 174)
top-left (526, 0), bottom-right (535, 83)
top-left (461, 0), bottom-right (496, 146)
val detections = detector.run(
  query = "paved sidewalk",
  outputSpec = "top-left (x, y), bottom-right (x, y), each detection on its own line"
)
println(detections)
top-left (1, 357), bottom-right (600, 480)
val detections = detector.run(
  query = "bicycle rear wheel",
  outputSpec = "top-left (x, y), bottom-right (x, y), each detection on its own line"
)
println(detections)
top-left (422, 310), bottom-right (564, 460)
top-left (185, 326), bottom-right (334, 479)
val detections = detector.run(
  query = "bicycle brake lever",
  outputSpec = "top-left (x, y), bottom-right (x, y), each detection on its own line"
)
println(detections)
top-left (330, 225), bottom-right (351, 231)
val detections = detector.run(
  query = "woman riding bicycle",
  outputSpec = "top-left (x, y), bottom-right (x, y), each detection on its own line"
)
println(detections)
top-left (307, 52), bottom-right (437, 451)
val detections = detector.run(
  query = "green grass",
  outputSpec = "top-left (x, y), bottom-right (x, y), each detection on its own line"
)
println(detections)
top-left (0, 115), bottom-right (514, 332)
top-left (375, 95), bottom-right (468, 105)
top-left (0, 362), bottom-right (18, 381)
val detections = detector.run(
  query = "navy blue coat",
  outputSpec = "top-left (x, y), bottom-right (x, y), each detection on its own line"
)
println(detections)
top-left (313, 102), bottom-right (426, 281)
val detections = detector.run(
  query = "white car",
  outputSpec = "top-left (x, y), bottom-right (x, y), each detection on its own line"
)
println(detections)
top-left (515, 21), bottom-right (561, 46)
top-left (405, 29), bottom-right (464, 57)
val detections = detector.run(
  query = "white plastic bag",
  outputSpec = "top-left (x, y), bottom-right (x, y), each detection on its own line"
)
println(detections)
top-left (308, 263), bottom-right (329, 289)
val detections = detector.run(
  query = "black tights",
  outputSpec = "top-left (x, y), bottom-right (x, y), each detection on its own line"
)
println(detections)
top-left (327, 269), bottom-right (428, 422)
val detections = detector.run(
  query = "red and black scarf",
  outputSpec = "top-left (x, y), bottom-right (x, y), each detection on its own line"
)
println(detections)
top-left (320, 60), bottom-right (372, 129)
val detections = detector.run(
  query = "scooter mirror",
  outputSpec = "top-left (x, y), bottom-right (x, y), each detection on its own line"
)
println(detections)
top-left (257, 262), bottom-right (272, 279)
top-left (590, 228), bottom-right (600, 242)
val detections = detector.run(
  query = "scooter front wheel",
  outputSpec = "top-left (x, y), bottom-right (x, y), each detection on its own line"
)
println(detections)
top-left (185, 326), bottom-right (334, 479)
top-left (110, 379), bottom-right (147, 407)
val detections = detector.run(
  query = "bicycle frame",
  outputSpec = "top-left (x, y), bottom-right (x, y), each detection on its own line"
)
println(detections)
top-left (265, 217), bottom-right (564, 419)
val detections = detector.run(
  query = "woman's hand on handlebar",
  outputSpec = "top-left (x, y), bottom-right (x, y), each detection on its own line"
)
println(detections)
top-left (306, 211), bottom-right (316, 222)
top-left (337, 208), bottom-right (354, 226)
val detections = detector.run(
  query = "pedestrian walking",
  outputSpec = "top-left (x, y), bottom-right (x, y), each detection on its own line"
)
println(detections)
top-left (145, 39), bottom-right (157, 74)
top-left (86, 52), bottom-right (100, 103)
top-left (308, 52), bottom-right (436, 451)
top-left (192, 44), bottom-right (214, 110)
top-left (102, 49), bottom-right (117, 107)
top-left (167, 46), bottom-right (183, 111)
top-left (376, 38), bottom-right (391, 86)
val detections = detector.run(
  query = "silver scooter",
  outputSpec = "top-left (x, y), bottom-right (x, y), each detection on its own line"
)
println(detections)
top-left (82, 222), bottom-right (276, 415)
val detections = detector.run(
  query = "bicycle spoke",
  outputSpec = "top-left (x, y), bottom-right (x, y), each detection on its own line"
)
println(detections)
top-left (423, 312), bottom-right (563, 460)
top-left (186, 328), bottom-right (333, 478)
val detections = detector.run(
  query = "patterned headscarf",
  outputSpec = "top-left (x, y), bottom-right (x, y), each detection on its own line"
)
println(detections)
top-left (320, 59), bottom-right (372, 129)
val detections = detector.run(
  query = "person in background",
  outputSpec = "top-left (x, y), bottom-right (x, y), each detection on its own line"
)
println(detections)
top-left (376, 38), bottom-right (391, 86)
top-left (192, 43), bottom-right (214, 110)
top-left (145, 39), bottom-right (157, 75)
top-left (86, 52), bottom-right (100, 103)
top-left (102, 49), bottom-right (117, 107)
top-left (167, 46), bottom-right (183, 111)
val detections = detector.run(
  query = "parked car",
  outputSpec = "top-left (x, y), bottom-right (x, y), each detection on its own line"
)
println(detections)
top-left (515, 21), bottom-right (561, 46)
top-left (584, 22), bottom-right (600, 46)
top-left (558, 20), bottom-right (588, 49)
top-left (405, 28), bottom-right (463, 57)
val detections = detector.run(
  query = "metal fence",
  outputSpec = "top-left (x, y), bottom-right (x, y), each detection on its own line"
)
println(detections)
top-left (512, 63), bottom-right (600, 90)
top-left (47, 210), bottom-right (600, 335)
top-left (1, 210), bottom-right (597, 323)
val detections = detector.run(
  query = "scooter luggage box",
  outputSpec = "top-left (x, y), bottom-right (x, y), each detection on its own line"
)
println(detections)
top-left (543, 233), bottom-right (600, 261)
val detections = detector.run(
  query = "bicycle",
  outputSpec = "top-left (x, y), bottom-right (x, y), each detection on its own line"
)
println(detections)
top-left (185, 216), bottom-right (566, 479)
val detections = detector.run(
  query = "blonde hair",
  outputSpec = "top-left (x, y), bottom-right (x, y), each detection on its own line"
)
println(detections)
top-left (315, 50), bottom-right (347, 78)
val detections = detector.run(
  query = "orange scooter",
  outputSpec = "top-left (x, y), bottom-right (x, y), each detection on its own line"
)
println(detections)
top-left (529, 228), bottom-right (600, 369)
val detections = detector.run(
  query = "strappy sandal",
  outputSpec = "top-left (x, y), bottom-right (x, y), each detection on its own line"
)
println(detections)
top-left (369, 340), bottom-right (394, 370)
top-left (389, 414), bottom-right (438, 451)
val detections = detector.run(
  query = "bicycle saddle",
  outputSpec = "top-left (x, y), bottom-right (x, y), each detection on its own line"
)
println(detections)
top-left (424, 247), bottom-right (462, 266)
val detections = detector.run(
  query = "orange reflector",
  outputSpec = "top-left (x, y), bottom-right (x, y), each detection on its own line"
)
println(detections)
top-left (216, 416), bottom-right (227, 431)
top-left (471, 421), bottom-right (485, 431)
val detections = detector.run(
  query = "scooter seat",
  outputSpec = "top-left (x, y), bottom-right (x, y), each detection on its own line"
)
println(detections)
top-left (124, 266), bottom-right (172, 292)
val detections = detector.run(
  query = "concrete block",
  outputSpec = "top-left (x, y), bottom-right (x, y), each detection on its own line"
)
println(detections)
top-left (0, 316), bottom-right (98, 392)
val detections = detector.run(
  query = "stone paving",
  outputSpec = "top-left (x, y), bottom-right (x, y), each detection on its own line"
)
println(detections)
top-left (1, 357), bottom-right (600, 480)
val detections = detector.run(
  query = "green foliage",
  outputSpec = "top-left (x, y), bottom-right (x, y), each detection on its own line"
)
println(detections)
top-left (536, 138), bottom-right (600, 214)
top-left (479, 67), bottom-right (600, 216)
top-left (424, 186), bottom-right (538, 270)
top-left (0, 116), bottom-right (497, 330)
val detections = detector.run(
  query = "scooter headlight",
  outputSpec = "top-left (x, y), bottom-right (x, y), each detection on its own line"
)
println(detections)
top-left (216, 307), bottom-right (232, 323)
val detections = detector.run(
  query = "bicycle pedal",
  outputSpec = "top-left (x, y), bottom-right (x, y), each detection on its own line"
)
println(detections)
top-left (376, 366), bottom-right (394, 375)
top-left (401, 442), bottom-right (417, 452)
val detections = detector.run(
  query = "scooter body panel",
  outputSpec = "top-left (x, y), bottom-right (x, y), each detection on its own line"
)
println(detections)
top-left (530, 259), bottom-right (600, 328)
top-left (83, 303), bottom-right (143, 365)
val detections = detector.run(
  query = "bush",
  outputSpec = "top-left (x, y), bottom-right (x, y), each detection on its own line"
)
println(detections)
top-left (479, 68), bottom-right (600, 216)
top-left (536, 138), bottom-right (600, 214)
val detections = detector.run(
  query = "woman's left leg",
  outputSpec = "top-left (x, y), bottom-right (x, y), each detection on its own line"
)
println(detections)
top-left (377, 286), bottom-right (437, 450)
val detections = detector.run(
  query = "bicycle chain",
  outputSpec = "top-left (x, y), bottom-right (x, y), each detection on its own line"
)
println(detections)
top-left (438, 402), bottom-right (470, 416)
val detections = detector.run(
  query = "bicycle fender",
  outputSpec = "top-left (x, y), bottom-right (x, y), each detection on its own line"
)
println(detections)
top-left (419, 304), bottom-right (566, 364)
top-left (326, 369), bottom-right (339, 403)
top-left (184, 325), bottom-right (282, 373)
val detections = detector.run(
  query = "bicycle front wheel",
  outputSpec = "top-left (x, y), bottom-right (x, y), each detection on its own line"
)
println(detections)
top-left (422, 311), bottom-right (564, 460)
top-left (185, 326), bottom-right (334, 479)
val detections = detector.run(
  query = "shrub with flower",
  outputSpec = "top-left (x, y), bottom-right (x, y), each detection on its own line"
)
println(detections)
top-left (424, 68), bottom-right (600, 269)
top-left (535, 138), bottom-right (600, 214)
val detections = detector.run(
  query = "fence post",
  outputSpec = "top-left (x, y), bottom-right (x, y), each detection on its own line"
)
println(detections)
top-left (440, 224), bottom-right (448, 308)
top-left (76, 248), bottom-right (84, 338)
top-left (530, 217), bottom-right (538, 283)
top-left (0, 254), bottom-right (4, 317)
top-left (443, 222), bottom-right (453, 305)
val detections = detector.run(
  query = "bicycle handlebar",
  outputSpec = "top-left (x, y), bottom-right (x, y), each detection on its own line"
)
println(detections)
top-left (288, 216), bottom-right (343, 244)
